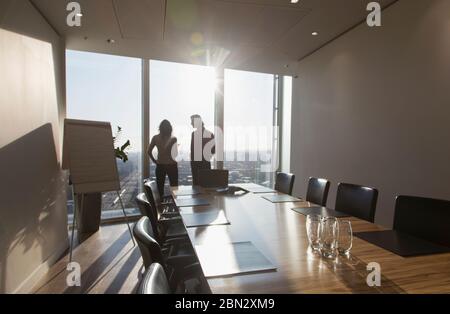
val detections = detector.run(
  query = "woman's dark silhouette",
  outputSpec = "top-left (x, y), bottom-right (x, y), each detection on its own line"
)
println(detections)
top-left (148, 120), bottom-right (179, 197)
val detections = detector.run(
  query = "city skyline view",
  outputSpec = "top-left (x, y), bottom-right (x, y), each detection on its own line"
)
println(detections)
top-left (66, 50), bottom-right (280, 217)
top-left (67, 150), bottom-right (276, 218)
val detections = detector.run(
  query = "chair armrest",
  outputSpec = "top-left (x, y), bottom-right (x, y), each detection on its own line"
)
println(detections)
top-left (162, 236), bottom-right (190, 250)
top-left (178, 263), bottom-right (204, 281)
top-left (182, 263), bottom-right (203, 280)
top-left (164, 236), bottom-right (192, 256)
top-left (159, 217), bottom-right (182, 228)
top-left (165, 254), bottom-right (197, 270)
top-left (164, 236), bottom-right (190, 246)
top-left (170, 262), bottom-right (204, 293)
top-left (162, 195), bottom-right (174, 203)
top-left (162, 203), bottom-right (179, 213)
top-left (161, 247), bottom-right (170, 257)
top-left (161, 212), bottom-right (180, 218)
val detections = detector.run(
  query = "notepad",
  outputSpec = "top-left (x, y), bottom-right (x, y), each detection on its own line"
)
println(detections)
top-left (173, 187), bottom-right (202, 196)
top-left (291, 206), bottom-right (351, 218)
top-left (262, 195), bottom-right (302, 203)
top-left (175, 197), bottom-right (210, 207)
top-left (194, 242), bottom-right (276, 278)
top-left (182, 211), bottom-right (230, 228)
top-left (233, 183), bottom-right (276, 194)
top-left (354, 230), bottom-right (450, 257)
top-left (249, 187), bottom-right (277, 194)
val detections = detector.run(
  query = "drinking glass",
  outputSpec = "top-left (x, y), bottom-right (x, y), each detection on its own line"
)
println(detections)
top-left (319, 217), bottom-right (338, 259)
top-left (306, 215), bottom-right (321, 251)
top-left (337, 220), bottom-right (353, 256)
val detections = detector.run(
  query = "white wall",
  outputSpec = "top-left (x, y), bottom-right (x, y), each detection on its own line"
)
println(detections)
top-left (0, 0), bottom-right (67, 293)
top-left (291, 0), bottom-right (450, 227)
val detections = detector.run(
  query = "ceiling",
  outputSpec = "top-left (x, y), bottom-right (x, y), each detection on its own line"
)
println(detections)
top-left (31, 0), bottom-right (397, 75)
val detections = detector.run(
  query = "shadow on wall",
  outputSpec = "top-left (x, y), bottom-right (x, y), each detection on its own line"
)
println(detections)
top-left (0, 124), bottom-right (68, 293)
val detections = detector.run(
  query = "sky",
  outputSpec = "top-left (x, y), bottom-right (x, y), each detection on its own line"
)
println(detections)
top-left (66, 50), bottom-right (276, 155)
top-left (66, 50), bottom-right (142, 151)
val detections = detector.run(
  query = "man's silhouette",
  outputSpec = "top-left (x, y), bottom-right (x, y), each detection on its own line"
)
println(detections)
top-left (190, 114), bottom-right (215, 186)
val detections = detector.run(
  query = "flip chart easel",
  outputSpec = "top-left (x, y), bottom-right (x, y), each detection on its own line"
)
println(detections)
top-left (62, 119), bottom-right (135, 262)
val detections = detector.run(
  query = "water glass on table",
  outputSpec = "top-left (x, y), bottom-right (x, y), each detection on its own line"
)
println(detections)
top-left (319, 217), bottom-right (338, 259)
top-left (306, 215), bottom-right (321, 251)
top-left (337, 220), bottom-right (353, 256)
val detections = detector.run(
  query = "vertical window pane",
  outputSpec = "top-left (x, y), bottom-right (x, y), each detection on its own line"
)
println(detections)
top-left (149, 60), bottom-right (215, 186)
top-left (281, 76), bottom-right (292, 172)
top-left (66, 50), bottom-right (142, 220)
top-left (224, 69), bottom-right (276, 187)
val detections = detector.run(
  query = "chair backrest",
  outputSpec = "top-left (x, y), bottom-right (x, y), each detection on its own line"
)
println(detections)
top-left (306, 177), bottom-right (330, 206)
top-left (275, 172), bottom-right (295, 195)
top-left (143, 179), bottom-right (153, 203)
top-left (137, 263), bottom-right (171, 294)
top-left (198, 169), bottom-right (229, 188)
top-left (133, 216), bottom-right (164, 269)
top-left (135, 193), bottom-right (162, 243)
top-left (335, 183), bottom-right (378, 222)
top-left (144, 180), bottom-right (163, 217)
top-left (136, 192), bottom-right (152, 217)
top-left (394, 196), bottom-right (450, 247)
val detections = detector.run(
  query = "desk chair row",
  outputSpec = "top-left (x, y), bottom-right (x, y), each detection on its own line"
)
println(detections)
top-left (133, 180), bottom-right (205, 294)
top-left (304, 178), bottom-right (378, 223)
top-left (302, 176), bottom-right (450, 248)
top-left (275, 173), bottom-right (378, 223)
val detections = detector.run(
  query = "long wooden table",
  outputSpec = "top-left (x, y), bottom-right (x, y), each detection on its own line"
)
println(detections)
top-left (170, 186), bottom-right (450, 294)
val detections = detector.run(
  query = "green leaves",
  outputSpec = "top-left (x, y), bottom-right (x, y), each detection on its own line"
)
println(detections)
top-left (115, 147), bottom-right (129, 162)
top-left (113, 126), bottom-right (131, 163)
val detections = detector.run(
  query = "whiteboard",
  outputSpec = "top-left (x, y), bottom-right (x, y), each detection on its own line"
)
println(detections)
top-left (62, 119), bottom-right (120, 194)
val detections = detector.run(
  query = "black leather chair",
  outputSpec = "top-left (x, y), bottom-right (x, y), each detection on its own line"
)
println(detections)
top-left (137, 262), bottom-right (205, 294)
top-left (135, 193), bottom-right (187, 241)
top-left (136, 192), bottom-right (155, 219)
top-left (335, 183), bottom-right (378, 223)
top-left (394, 196), bottom-right (450, 247)
top-left (275, 172), bottom-right (295, 195)
top-left (306, 177), bottom-right (330, 206)
top-left (133, 217), bottom-right (202, 292)
top-left (137, 263), bottom-right (171, 294)
top-left (144, 180), bottom-right (178, 217)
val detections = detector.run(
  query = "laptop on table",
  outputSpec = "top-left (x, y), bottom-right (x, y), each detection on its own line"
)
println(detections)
top-left (198, 169), bottom-right (229, 189)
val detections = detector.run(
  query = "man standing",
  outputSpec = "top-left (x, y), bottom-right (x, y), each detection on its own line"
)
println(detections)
top-left (190, 114), bottom-right (215, 186)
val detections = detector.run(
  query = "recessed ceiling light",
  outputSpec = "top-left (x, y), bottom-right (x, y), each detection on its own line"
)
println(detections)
top-left (312, 32), bottom-right (319, 36)
top-left (76, 13), bottom-right (83, 17)
top-left (291, 0), bottom-right (299, 3)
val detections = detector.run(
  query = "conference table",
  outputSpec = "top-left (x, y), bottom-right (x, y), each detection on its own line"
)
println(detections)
top-left (170, 185), bottom-right (450, 294)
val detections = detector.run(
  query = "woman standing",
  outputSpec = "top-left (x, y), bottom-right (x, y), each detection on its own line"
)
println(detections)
top-left (148, 120), bottom-right (179, 198)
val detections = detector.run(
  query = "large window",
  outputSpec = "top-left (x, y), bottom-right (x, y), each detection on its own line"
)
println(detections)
top-left (66, 52), bottom-right (290, 223)
top-left (149, 60), bottom-right (215, 186)
top-left (224, 69), bottom-right (277, 187)
top-left (66, 50), bottom-right (142, 220)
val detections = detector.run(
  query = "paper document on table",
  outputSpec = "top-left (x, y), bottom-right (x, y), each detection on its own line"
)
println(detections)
top-left (194, 241), bottom-right (276, 278)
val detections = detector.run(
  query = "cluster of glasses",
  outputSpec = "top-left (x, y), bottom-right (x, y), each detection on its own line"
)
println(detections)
top-left (306, 215), bottom-right (353, 259)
